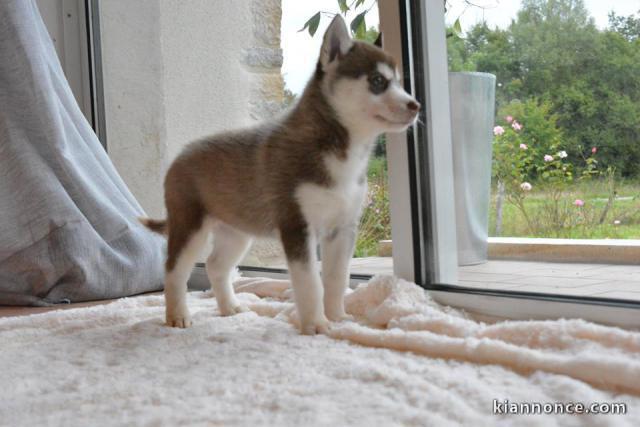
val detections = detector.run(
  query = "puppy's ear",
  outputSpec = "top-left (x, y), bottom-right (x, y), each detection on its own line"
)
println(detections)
top-left (320, 15), bottom-right (352, 68)
top-left (374, 32), bottom-right (383, 48)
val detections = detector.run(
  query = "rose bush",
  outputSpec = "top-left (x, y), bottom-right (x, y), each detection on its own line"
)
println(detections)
top-left (492, 98), bottom-right (611, 236)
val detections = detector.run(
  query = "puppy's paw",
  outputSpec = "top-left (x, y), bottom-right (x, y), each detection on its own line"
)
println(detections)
top-left (300, 316), bottom-right (330, 335)
top-left (218, 302), bottom-right (250, 317)
top-left (166, 310), bottom-right (192, 328)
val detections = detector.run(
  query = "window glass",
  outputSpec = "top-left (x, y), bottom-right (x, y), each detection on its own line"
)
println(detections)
top-left (446, 0), bottom-right (640, 301)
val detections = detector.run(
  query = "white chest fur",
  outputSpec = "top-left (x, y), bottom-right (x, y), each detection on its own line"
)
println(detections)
top-left (295, 143), bottom-right (371, 234)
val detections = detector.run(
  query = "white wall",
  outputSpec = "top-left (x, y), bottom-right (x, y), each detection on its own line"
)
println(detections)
top-left (99, 1), bottom-right (167, 217)
top-left (159, 1), bottom-right (253, 162)
top-left (100, 0), bottom-right (283, 217)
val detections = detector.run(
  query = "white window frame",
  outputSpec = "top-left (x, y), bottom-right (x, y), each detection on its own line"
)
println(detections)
top-left (381, 0), bottom-right (459, 285)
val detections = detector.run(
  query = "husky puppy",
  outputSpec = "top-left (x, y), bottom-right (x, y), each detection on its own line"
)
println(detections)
top-left (141, 16), bottom-right (420, 334)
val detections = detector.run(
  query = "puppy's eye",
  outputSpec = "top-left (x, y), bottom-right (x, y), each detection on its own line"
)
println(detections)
top-left (369, 72), bottom-right (388, 94)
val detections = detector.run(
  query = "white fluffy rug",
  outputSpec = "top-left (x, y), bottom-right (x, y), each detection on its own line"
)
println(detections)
top-left (1, 276), bottom-right (639, 427)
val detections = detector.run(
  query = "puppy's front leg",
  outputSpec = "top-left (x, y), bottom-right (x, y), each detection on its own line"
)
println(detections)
top-left (321, 225), bottom-right (356, 321)
top-left (280, 222), bottom-right (329, 335)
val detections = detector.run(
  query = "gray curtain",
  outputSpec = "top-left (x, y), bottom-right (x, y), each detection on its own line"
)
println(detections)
top-left (0, 0), bottom-right (165, 305)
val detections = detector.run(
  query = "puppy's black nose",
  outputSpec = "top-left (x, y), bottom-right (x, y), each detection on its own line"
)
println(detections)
top-left (407, 100), bottom-right (421, 112)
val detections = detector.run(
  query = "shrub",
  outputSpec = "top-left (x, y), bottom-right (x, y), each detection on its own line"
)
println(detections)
top-left (355, 159), bottom-right (391, 257)
top-left (492, 98), bottom-right (612, 236)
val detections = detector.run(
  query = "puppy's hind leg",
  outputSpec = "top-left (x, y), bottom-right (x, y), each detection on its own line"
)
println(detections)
top-left (206, 225), bottom-right (252, 316)
top-left (165, 212), bottom-right (210, 328)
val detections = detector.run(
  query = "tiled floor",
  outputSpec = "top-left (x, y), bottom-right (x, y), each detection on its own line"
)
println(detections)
top-left (460, 261), bottom-right (640, 300)
top-left (351, 257), bottom-right (640, 301)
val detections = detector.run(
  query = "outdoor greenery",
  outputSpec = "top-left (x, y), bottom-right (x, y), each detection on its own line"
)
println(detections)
top-left (448, 0), bottom-right (640, 239)
top-left (448, 0), bottom-right (640, 178)
top-left (489, 179), bottom-right (640, 239)
top-left (356, 156), bottom-right (390, 257)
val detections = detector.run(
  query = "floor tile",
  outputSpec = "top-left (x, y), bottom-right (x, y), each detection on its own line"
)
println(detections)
top-left (500, 276), bottom-right (607, 288)
top-left (459, 261), bottom-right (551, 274)
top-left (575, 281), bottom-right (640, 293)
top-left (458, 271), bottom-right (525, 283)
top-left (588, 291), bottom-right (640, 301)
top-left (582, 270), bottom-right (640, 282)
top-left (457, 280), bottom-right (530, 289)
top-left (523, 268), bottom-right (612, 278)
top-left (497, 285), bottom-right (623, 297)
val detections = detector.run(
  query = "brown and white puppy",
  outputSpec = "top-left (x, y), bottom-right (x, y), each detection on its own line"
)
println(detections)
top-left (141, 16), bottom-right (420, 334)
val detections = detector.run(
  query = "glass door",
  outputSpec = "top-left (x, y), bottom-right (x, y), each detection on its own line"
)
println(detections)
top-left (446, 0), bottom-right (640, 303)
top-left (392, 0), bottom-right (640, 327)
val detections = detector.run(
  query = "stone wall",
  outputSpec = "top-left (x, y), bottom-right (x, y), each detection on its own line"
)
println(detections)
top-left (247, 0), bottom-right (285, 121)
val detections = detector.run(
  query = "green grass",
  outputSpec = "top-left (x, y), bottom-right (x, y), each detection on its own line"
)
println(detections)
top-left (356, 157), bottom-right (640, 258)
top-left (367, 156), bottom-right (387, 180)
top-left (354, 155), bottom-right (390, 257)
top-left (489, 179), bottom-right (640, 239)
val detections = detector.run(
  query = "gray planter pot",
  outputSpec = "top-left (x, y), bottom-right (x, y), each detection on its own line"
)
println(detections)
top-left (449, 72), bottom-right (496, 265)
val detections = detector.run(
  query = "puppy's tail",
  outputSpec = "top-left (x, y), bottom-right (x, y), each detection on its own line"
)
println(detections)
top-left (139, 217), bottom-right (168, 235)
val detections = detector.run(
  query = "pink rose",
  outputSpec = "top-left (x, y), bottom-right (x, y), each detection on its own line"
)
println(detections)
top-left (574, 199), bottom-right (585, 207)
top-left (519, 143), bottom-right (528, 150)
top-left (544, 154), bottom-right (554, 162)
top-left (592, 147), bottom-right (597, 154)
top-left (505, 115), bottom-right (514, 123)
top-left (493, 126), bottom-right (505, 136)
top-left (512, 121), bottom-right (522, 131)
top-left (520, 182), bottom-right (532, 191)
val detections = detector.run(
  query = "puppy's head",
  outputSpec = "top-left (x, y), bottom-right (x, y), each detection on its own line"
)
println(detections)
top-left (316, 15), bottom-right (420, 135)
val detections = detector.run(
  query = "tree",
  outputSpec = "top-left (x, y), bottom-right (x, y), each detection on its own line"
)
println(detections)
top-left (448, 0), bottom-right (640, 177)
top-left (608, 10), bottom-right (640, 42)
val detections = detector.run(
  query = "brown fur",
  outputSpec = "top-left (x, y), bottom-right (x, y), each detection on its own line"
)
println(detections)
top-left (337, 42), bottom-right (395, 79)
top-left (142, 39), bottom-right (397, 270)
top-left (138, 217), bottom-right (167, 235)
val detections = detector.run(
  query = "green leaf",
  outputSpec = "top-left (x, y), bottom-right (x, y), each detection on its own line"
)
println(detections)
top-left (453, 18), bottom-right (463, 38)
top-left (299, 12), bottom-right (321, 37)
top-left (350, 11), bottom-right (367, 39)
top-left (337, 0), bottom-right (349, 13)
top-left (355, 0), bottom-right (366, 8)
